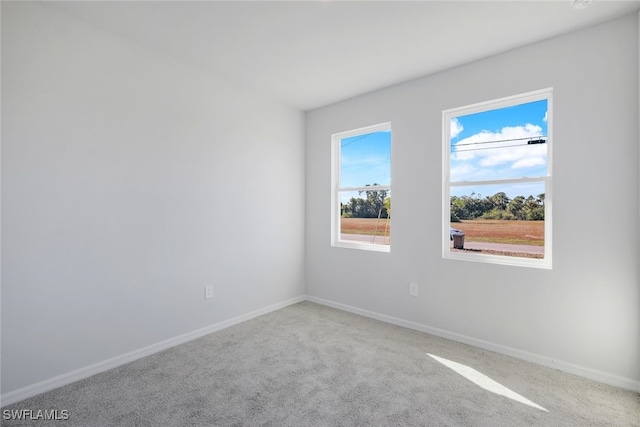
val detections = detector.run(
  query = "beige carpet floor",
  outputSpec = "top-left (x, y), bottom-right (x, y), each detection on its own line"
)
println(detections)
top-left (2, 301), bottom-right (639, 426)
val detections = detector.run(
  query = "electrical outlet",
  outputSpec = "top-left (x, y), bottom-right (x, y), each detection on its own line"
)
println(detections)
top-left (409, 282), bottom-right (418, 297)
top-left (204, 285), bottom-right (214, 300)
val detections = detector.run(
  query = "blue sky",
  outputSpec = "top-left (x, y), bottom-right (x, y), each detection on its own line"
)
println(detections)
top-left (338, 99), bottom-right (547, 203)
top-left (450, 99), bottom-right (548, 200)
top-left (340, 130), bottom-right (391, 189)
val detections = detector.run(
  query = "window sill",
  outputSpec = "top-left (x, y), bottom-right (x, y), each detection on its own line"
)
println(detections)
top-left (443, 250), bottom-right (551, 269)
top-left (333, 240), bottom-right (390, 253)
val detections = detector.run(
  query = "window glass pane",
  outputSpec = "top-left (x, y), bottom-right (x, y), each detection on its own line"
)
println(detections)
top-left (450, 183), bottom-right (545, 259)
top-left (450, 99), bottom-right (548, 182)
top-left (340, 130), bottom-right (391, 188)
top-left (339, 189), bottom-right (391, 246)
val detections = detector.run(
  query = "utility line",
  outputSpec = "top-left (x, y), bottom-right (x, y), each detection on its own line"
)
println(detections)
top-left (451, 136), bottom-right (547, 147)
top-left (341, 134), bottom-right (370, 148)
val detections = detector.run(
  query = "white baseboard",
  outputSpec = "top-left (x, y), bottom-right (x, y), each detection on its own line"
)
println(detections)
top-left (1, 295), bottom-right (306, 407)
top-left (305, 295), bottom-right (640, 394)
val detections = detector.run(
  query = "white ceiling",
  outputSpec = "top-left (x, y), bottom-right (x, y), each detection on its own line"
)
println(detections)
top-left (42, 0), bottom-right (640, 111)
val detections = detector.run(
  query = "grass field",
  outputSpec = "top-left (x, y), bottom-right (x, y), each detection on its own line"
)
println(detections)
top-left (341, 218), bottom-right (544, 246)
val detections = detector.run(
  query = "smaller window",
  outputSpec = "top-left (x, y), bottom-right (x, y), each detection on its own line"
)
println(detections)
top-left (443, 89), bottom-right (552, 268)
top-left (332, 123), bottom-right (391, 252)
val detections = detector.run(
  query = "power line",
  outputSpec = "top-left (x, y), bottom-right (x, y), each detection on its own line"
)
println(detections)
top-left (451, 136), bottom-right (547, 148)
top-left (341, 134), bottom-right (370, 149)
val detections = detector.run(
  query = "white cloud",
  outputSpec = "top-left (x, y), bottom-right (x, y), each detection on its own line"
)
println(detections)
top-left (543, 111), bottom-right (548, 122)
top-left (450, 118), bottom-right (464, 139)
top-left (450, 163), bottom-right (478, 182)
top-left (512, 156), bottom-right (545, 169)
top-left (451, 124), bottom-right (546, 181)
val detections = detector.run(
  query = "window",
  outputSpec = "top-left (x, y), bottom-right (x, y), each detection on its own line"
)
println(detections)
top-left (332, 123), bottom-right (391, 252)
top-left (443, 89), bottom-right (552, 268)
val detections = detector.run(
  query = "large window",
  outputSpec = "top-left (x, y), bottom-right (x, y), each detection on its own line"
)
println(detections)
top-left (332, 123), bottom-right (391, 252)
top-left (443, 89), bottom-right (552, 268)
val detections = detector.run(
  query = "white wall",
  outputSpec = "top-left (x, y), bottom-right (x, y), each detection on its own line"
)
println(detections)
top-left (1, 3), bottom-right (305, 395)
top-left (306, 14), bottom-right (639, 390)
top-left (2, 2), bottom-right (638, 402)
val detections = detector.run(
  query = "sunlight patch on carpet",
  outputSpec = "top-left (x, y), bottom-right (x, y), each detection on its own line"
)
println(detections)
top-left (427, 353), bottom-right (548, 412)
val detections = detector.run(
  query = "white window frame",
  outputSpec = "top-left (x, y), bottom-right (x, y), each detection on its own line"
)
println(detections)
top-left (442, 89), bottom-right (552, 269)
top-left (331, 122), bottom-right (391, 252)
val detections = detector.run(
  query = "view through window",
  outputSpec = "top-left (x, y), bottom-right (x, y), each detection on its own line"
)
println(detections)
top-left (444, 89), bottom-right (552, 268)
top-left (332, 123), bottom-right (391, 251)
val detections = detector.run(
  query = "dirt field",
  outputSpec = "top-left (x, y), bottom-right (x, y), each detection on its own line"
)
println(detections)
top-left (341, 218), bottom-right (391, 236)
top-left (341, 218), bottom-right (543, 246)
top-left (452, 220), bottom-right (544, 246)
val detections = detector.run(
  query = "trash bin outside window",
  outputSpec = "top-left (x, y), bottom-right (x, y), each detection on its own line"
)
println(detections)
top-left (453, 234), bottom-right (465, 249)
top-left (450, 227), bottom-right (465, 249)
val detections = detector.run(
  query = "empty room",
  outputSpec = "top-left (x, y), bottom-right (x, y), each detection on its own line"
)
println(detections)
top-left (1, 1), bottom-right (639, 425)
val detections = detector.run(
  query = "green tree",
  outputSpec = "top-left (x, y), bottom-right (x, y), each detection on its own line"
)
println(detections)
top-left (507, 196), bottom-right (526, 220)
top-left (524, 195), bottom-right (544, 220)
top-left (451, 192), bottom-right (544, 221)
top-left (341, 184), bottom-right (389, 218)
top-left (450, 196), bottom-right (466, 221)
top-left (489, 192), bottom-right (510, 211)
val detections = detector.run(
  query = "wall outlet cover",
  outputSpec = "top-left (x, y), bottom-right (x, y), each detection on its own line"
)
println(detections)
top-left (409, 283), bottom-right (418, 296)
top-left (205, 285), bottom-right (214, 299)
